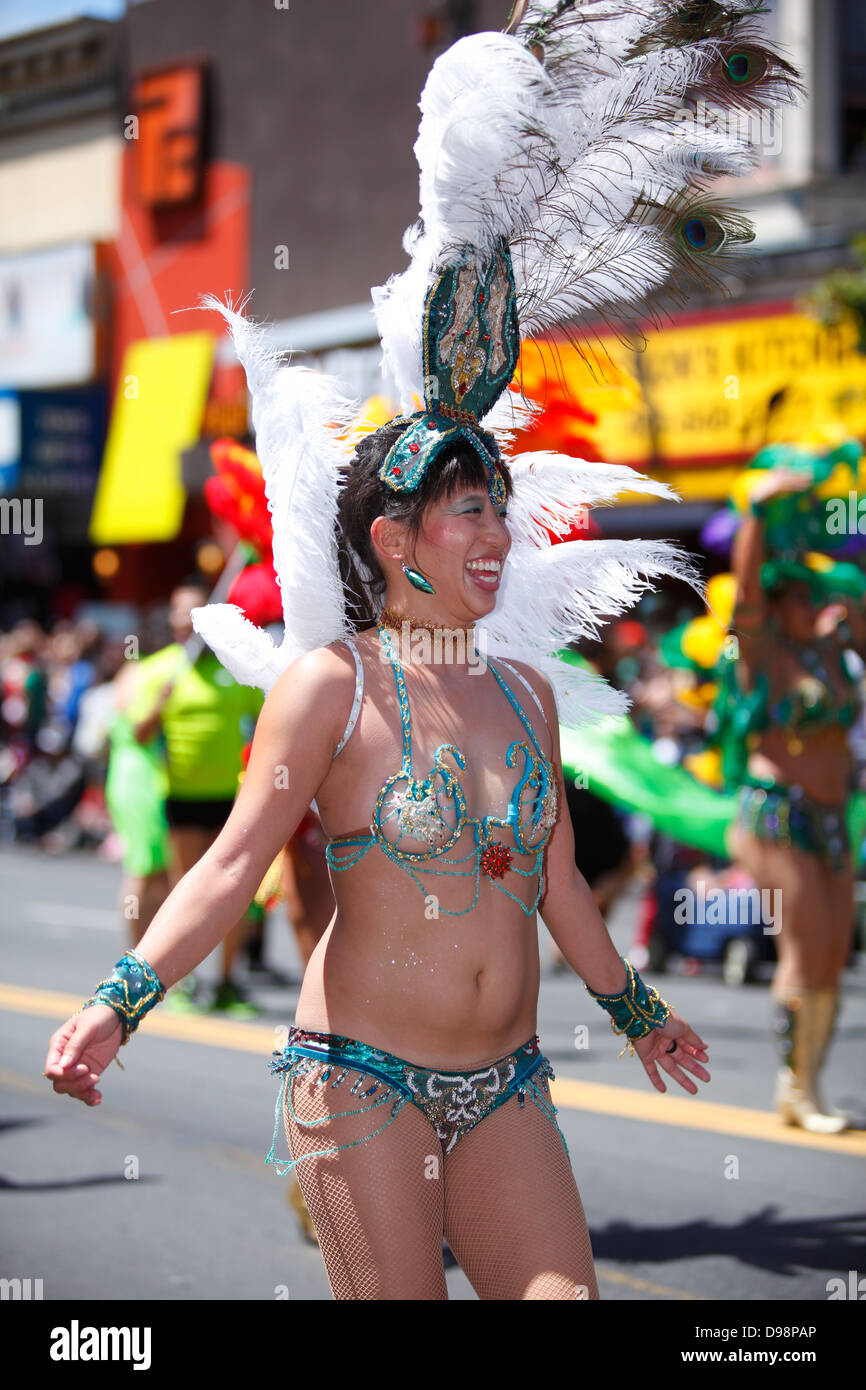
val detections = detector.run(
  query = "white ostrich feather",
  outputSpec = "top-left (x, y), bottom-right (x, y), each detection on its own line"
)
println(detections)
top-left (189, 293), bottom-right (357, 691)
top-left (505, 450), bottom-right (680, 548)
top-left (191, 2), bottom-right (797, 732)
top-left (479, 535), bottom-right (703, 728)
top-left (475, 445), bottom-right (705, 726)
top-left (373, 6), bottom-right (800, 408)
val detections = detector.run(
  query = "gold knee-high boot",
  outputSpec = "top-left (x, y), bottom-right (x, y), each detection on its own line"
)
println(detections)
top-left (811, 989), bottom-right (849, 1125)
top-left (287, 1179), bottom-right (319, 1245)
top-left (773, 987), bottom-right (848, 1134)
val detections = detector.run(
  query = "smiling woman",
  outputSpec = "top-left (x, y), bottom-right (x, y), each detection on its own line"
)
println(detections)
top-left (40, 0), bottom-right (803, 1302)
top-left (335, 421), bottom-right (514, 630)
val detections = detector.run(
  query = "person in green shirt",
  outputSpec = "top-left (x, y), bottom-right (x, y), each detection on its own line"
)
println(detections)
top-left (105, 655), bottom-right (172, 947)
top-left (132, 579), bottom-right (264, 1014)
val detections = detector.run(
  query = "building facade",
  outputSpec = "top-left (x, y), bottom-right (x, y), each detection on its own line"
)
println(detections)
top-left (1, 0), bottom-right (864, 618)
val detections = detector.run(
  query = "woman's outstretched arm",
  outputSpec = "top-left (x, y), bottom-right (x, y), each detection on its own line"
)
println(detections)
top-left (530, 670), bottom-right (710, 1096)
top-left (43, 644), bottom-right (356, 1102)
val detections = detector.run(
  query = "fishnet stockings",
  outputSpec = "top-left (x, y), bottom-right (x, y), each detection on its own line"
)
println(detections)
top-left (283, 1062), bottom-right (598, 1300)
top-left (283, 1063), bottom-right (447, 1300)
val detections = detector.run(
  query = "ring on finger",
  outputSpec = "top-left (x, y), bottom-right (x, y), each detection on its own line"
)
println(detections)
top-left (666, 1040), bottom-right (677, 1054)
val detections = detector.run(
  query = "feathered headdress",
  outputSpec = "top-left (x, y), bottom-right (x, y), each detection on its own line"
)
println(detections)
top-left (192, 0), bottom-right (801, 727)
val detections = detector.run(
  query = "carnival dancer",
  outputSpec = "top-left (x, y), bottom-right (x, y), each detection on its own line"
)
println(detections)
top-left (726, 468), bottom-right (866, 1132)
top-left (44, 1), bottom-right (801, 1298)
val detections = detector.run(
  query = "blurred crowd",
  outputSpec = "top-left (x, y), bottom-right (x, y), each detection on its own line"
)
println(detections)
top-left (0, 614), bottom-right (162, 854)
top-left (0, 596), bottom-right (693, 859)
top-left (3, 587), bottom-right (864, 987)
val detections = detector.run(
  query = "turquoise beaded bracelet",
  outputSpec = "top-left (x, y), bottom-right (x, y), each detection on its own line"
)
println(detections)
top-left (584, 957), bottom-right (671, 1058)
top-left (81, 950), bottom-right (165, 1045)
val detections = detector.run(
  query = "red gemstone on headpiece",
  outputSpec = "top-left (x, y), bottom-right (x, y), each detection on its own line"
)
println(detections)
top-left (426, 419), bottom-right (437, 429)
top-left (478, 293), bottom-right (484, 304)
top-left (408, 443), bottom-right (420, 454)
top-left (393, 466), bottom-right (402, 476)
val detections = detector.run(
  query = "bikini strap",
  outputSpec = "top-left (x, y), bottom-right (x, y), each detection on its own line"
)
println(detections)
top-left (488, 657), bottom-right (549, 759)
top-left (332, 638), bottom-right (365, 759)
top-left (376, 623), bottom-right (412, 768)
top-left (496, 659), bottom-right (549, 730)
top-left (373, 627), bottom-right (551, 768)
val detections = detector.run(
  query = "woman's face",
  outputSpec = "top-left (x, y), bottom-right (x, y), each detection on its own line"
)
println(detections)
top-left (402, 483), bottom-right (512, 620)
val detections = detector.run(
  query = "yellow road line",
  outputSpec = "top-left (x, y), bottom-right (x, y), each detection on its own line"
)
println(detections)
top-left (1, 982), bottom-right (278, 1054)
top-left (549, 1075), bottom-right (866, 1156)
top-left (4, 981), bottom-right (865, 1156)
top-left (596, 1266), bottom-right (710, 1300)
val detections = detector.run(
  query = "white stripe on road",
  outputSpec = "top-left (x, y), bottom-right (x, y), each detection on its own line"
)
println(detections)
top-left (21, 902), bottom-right (120, 931)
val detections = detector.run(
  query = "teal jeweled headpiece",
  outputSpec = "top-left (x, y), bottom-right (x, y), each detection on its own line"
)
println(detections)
top-left (378, 241), bottom-right (520, 507)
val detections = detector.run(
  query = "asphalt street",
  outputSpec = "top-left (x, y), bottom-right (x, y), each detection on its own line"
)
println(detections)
top-left (2, 842), bottom-right (865, 1303)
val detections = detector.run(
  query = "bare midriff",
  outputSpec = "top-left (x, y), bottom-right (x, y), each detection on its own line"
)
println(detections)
top-left (748, 723), bottom-right (850, 806)
top-left (293, 638), bottom-right (552, 1071)
top-left (294, 832), bottom-right (544, 1071)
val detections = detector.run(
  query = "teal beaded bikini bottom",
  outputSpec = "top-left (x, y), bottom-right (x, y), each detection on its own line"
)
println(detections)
top-left (266, 1026), bottom-right (568, 1174)
top-left (735, 777), bottom-right (851, 874)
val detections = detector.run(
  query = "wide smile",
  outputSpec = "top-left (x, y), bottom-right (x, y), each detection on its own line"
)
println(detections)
top-left (465, 557), bottom-right (503, 591)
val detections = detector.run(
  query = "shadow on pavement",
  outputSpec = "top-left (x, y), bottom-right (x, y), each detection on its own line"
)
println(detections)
top-left (591, 1205), bottom-right (866, 1275)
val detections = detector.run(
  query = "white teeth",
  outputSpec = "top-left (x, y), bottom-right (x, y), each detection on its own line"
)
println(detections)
top-left (466, 559), bottom-right (501, 574)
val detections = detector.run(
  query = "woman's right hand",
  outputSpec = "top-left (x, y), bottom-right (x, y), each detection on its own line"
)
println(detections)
top-left (43, 1005), bottom-right (124, 1106)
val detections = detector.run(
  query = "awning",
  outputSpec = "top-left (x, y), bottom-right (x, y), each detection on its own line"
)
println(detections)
top-left (522, 303), bottom-right (866, 479)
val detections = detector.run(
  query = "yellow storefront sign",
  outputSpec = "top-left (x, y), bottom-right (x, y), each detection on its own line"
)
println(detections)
top-left (520, 309), bottom-right (866, 485)
top-left (90, 332), bottom-right (214, 543)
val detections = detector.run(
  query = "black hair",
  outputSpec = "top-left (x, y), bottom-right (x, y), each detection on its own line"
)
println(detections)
top-left (336, 419), bottom-right (513, 629)
top-left (175, 575), bottom-right (210, 596)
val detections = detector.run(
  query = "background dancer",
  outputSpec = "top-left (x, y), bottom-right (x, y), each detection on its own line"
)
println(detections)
top-left (727, 467), bottom-right (866, 1131)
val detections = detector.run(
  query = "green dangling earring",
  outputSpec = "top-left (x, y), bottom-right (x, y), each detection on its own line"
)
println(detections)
top-left (402, 564), bottom-right (435, 595)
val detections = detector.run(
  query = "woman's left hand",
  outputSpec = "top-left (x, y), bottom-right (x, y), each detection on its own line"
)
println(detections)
top-left (632, 1011), bottom-right (710, 1095)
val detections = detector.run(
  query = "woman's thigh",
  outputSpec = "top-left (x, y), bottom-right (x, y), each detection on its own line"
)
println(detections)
top-left (816, 860), bottom-right (856, 984)
top-left (443, 1092), bottom-right (599, 1300)
top-left (729, 828), bottom-right (828, 983)
top-left (283, 1062), bottom-right (448, 1300)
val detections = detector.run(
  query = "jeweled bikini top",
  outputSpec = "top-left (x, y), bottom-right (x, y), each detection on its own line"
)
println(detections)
top-left (727, 637), bottom-right (860, 739)
top-left (324, 623), bottom-right (558, 917)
